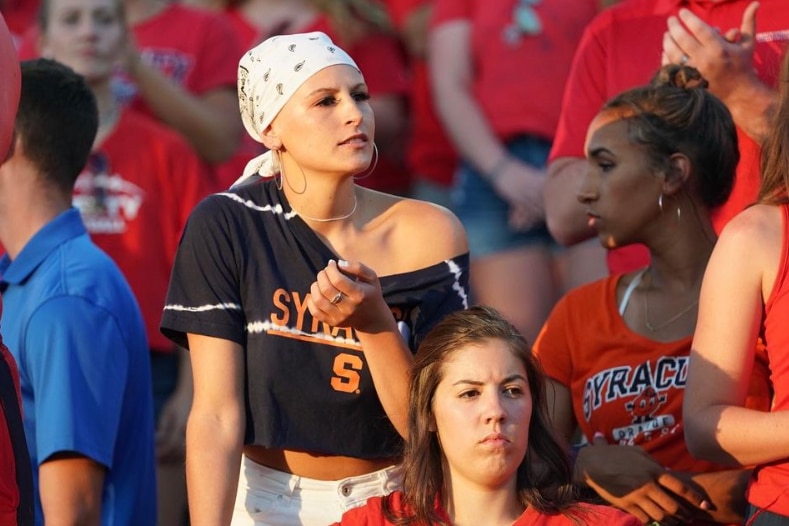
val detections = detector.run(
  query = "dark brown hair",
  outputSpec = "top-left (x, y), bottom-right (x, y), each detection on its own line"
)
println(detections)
top-left (758, 50), bottom-right (789, 205)
top-left (603, 64), bottom-right (739, 209)
top-left (385, 306), bottom-right (578, 525)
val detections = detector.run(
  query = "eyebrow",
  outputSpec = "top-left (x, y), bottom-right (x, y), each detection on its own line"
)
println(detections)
top-left (305, 83), bottom-right (368, 98)
top-left (587, 146), bottom-right (613, 158)
top-left (452, 374), bottom-right (527, 386)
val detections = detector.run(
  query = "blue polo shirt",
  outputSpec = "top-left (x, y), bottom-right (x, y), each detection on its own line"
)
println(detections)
top-left (0, 208), bottom-right (156, 526)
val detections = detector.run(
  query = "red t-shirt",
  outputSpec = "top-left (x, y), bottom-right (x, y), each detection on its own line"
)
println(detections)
top-left (748, 205), bottom-right (789, 516)
top-left (73, 109), bottom-right (212, 351)
top-left (431, 0), bottom-right (599, 142)
top-left (549, 0), bottom-right (789, 274)
top-left (334, 490), bottom-right (641, 525)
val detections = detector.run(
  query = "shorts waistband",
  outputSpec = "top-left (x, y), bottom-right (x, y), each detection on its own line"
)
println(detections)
top-left (241, 455), bottom-right (402, 498)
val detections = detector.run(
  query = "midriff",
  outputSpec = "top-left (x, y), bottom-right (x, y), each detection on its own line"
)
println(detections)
top-left (244, 445), bottom-right (400, 480)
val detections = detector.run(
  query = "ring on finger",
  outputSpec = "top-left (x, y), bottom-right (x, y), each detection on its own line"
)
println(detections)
top-left (679, 53), bottom-right (689, 65)
top-left (330, 291), bottom-right (344, 305)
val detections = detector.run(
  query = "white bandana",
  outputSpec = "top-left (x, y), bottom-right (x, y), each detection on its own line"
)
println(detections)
top-left (233, 31), bottom-right (360, 187)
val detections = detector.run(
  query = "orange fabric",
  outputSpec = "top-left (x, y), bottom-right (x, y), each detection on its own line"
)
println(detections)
top-left (534, 275), bottom-right (770, 473)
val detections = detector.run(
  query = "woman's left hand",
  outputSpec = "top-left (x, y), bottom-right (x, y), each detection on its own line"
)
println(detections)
top-left (307, 259), bottom-right (395, 333)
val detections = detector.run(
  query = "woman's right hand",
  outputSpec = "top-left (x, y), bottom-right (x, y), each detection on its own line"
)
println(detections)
top-left (307, 259), bottom-right (395, 334)
top-left (575, 441), bottom-right (711, 525)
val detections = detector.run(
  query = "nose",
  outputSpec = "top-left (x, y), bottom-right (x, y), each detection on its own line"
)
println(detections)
top-left (342, 96), bottom-right (364, 126)
top-left (483, 392), bottom-right (507, 424)
top-left (576, 165), bottom-right (598, 205)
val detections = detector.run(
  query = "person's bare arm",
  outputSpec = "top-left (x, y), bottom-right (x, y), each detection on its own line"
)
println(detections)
top-left (662, 2), bottom-right (776, 142)
top-left (544, 157), bottom-right (596, 245)
top-left (125, 50), bottom-right (242, 164)
top-left (186, 334), bottom-right (245, 526)
top-left (428, 20), bottom-right (546, 224)
top-left (685, 205), bottom-right (789, 467)
top-left (39, 454), bottom-right (105, 526)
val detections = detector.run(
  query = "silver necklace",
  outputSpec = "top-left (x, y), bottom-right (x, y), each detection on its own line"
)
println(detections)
top-left (642, 270), bottom-right (699, 332)
top-left (293, 195), bottom-right (358, 223)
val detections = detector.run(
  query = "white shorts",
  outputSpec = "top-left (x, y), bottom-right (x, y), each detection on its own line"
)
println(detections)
top-left (230, 455), bottom-right (402, 526)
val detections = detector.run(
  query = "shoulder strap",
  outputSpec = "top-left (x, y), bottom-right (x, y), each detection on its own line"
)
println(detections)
top-left (619, 268), bottom-right (648, 316)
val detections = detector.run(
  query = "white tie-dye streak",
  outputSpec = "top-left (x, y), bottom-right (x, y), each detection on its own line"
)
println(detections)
top-left (218, 192), bottom-right (300, 220)
top-left (446, 258), bottom-right (469, 309)
top-left (163, 302), bottom-right (242, 312)
top-left (247, 319), bottom-right (362, 348)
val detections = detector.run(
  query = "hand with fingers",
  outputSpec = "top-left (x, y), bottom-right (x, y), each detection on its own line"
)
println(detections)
top-left (307, 259), bottom-right (395, 333)
top-left (575, 435), bottom-right (711, 525)
top-left (661, 2), bottom-right (761, 106)
top-left (491, 159), bottom-right (546, 232)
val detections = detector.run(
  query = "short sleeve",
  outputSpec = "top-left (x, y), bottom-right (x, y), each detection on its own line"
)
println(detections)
top-left (25, 297), bottom-right (130, 467)
top-left (160, 194), bottom-right (246, 348)
top-left (548, 12), bottom-right (610, 162)
top-left (431, 0), bottom-right (472, 27)
top-left (187, 11), bottom-right (245, 95)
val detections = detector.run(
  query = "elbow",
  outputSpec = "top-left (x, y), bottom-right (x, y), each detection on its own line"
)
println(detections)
top-left (684, 408), bottom-right (740, 467)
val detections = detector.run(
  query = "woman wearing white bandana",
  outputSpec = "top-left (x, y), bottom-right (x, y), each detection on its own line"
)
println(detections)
top-left (160, 32), bottom-right (469, 525)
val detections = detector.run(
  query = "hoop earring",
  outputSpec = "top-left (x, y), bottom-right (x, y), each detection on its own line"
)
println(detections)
top-left (676, 204), bottom-right (681, 224)
top-left (354, 143), bottom-right (379, 181)
top-left (273, 149), bottom-right (283, 191)
top-left (280, 151), bottom-right (307, 194)
top-left (658, 194), bottom-right (664, 213)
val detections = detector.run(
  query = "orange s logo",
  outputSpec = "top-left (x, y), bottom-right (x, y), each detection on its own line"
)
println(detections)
top-left (331, 353), bottom-right (363, 393)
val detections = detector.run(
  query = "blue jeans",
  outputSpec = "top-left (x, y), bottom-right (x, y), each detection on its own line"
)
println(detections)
top-left (452, 135), bottom-right (554, 257)
top-left (747, 504), bottom-right (789, 525)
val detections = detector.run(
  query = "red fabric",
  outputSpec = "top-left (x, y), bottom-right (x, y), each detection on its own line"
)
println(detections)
top-left (220, 12), bottom-right (411, 193)
top-left (73, 110), bottom-right (212, 351)
top-left (0, 296), bottom-right (23, 525)
top-left (431, 0), bottom-right (599, 142)
top-left (407, 61), bottom-right (456, 186)
top-left (748, 205), bottom-right (789, 516)
top-left (334, 490), bottom-right (641, 525)
top-left (549, 0), bottom-right (789, 274)
top-left (0, 12), bottom-right (19, 160)
top-left (0, 0), bottom-right (37, 41)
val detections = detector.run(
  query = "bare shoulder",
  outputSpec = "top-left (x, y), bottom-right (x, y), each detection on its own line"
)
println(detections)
top-left (363, 190), bottom-right (468, 267)
top-left (717, 204), bottom-right (782, 257)
top-left (709, 204), bottom-right (783, 300)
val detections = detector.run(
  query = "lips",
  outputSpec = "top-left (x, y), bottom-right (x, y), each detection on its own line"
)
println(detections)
top-left (480, 433), bottom-right (510, 446)
top-left (339, 133), bottom-right (368, 145)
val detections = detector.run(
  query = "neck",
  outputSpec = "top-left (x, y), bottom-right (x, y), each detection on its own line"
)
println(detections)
top-left (644, 196), bottom-right (715, 289)
top-left (0, 164), bottom-right (71, 260)
top-left (92, 82), bottom-right (119, 148)
top-left (280, 157), bottom-right (360, 226)
top-left (444, 479), bottom-right (523, 526)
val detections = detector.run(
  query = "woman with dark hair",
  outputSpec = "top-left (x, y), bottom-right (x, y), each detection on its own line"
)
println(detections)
top-left (684, 51), bottom-right (789, 525)
top-left (334, 306), bottom-right (639, 525)
top-left (533, 64), bottom-right (772, 525)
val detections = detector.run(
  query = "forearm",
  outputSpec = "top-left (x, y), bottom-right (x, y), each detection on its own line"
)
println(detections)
top-left (39, 456), bottom-right (105, 526)
top-left (355, 326), bottom-right (413, 438)
top-left (722, 81), bottom-right (777, 143)
top-left (186, 408), bottom-right (244, 525)
top-left (433, 82), bottom-right (508, 175)
top-left (544, 157), bottom-right (596, 245)
top-left (128, 59), bottom-right (241, 163)
top-left (686, 406), bottom-right (789, 467)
